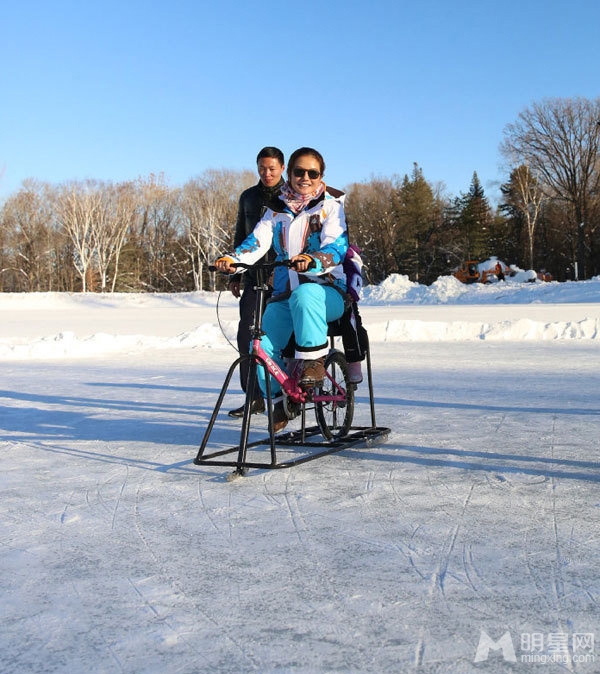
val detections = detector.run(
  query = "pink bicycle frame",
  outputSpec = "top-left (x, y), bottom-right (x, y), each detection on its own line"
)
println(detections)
top-left (251, 337), bottom-right (347, 405)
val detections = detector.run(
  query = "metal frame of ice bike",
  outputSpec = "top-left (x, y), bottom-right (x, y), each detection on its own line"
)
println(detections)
top-left (194, 260), bottom-right (390, 479)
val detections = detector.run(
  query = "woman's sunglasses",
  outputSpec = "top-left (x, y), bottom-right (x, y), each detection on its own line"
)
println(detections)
top-left (293, 167), bottom-right (321, 180)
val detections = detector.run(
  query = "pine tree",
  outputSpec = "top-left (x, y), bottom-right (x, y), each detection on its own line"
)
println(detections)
top-left (392, 163), bottom-right (444, 282)
top-left (457, 172), bottom-right (493, 260)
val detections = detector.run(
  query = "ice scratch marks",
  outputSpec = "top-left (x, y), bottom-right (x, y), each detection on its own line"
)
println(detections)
top-left (428, 483), bottom-right (474, 599)
top-left (521, 415), bottom-right (585, 672)
top-left (405, 526), bottom-right (427, 582)
top-left (127, 576), bottom-right (162, 620)
top-left (283, 471), bottom-right (307, 543)
top-left (547, 416), bottom-right (571, 623)
top-left (462, 542), bottom-right (482, 594)
top-left (414, 481), bottom-right (477, 668)
top-left (492, 411), bottom-right (507, 435)
top-left (523, 416), bottom-right (567, 615)
top-left (109, 467), bottom-right (129, 531)
top-left (196, 479), bottom-right (223, 535)
top-left (414, 637), bottom-right (426, 667)
top-left (364, 469), bottom-right (376, 495)
top-left (59, 466), bottom-right (132, 532)
top-left (132, 483), bottom-right (262, 671)
top-left (59, 490), bottom-right (79, 525)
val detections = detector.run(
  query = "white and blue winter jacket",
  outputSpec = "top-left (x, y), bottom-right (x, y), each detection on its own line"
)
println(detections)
top-left (231, 186), bottom-right (349, 300)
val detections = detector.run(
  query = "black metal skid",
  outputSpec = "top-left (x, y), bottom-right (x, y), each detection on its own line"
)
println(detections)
top-left (193, 340), bottom-right (390, 476)
top-left (195, 425), bottom-right (390, 471)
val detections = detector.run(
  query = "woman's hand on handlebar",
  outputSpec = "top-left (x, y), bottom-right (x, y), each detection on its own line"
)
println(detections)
top-left (290, 253), bottom-right (315, 273)
top-left (214, 256), bottom-right (237, 274)
top-left (212, 257), bottom-right (308, 274)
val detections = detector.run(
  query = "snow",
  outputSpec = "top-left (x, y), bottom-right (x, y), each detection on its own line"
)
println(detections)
top-left (2, 276), bottom-right (600, 673)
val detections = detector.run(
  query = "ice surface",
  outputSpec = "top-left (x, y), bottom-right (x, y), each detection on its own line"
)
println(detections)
top-left (1, 277), bottom-right (599, 672)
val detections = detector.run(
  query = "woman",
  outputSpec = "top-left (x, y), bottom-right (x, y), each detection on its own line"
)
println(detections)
top-left (214, 147), bottom-right (349, 431)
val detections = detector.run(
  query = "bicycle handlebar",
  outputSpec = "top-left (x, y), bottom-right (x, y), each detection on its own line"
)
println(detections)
top-left (209, 260), bottom-right (296, 273)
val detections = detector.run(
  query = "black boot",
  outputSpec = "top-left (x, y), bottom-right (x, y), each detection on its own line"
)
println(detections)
top-left (228, 398), bottom-right (265, 418)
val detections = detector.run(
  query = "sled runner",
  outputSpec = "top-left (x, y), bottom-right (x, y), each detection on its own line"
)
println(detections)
top-left (193, 260), bottom-right (390, 479)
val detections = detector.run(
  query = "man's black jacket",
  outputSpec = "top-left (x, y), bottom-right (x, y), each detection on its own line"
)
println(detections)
top-left (232, 178), bottom-right (283, 288)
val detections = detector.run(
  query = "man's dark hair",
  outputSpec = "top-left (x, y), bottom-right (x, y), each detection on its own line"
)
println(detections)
top-left (256, 146), bottom-right (285, 165)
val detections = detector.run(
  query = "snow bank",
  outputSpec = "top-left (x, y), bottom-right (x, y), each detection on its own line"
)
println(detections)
top-left (368, 317), bottom-right (600, 342)
top-left (362, 273), bottom-right (600, 305)
top-left (1, 276), bottom-right (600, 360)
top-left (0, 324), bottom-right (233, 361)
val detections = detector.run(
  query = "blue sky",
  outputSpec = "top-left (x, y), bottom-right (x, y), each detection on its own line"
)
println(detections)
top-left (1, 0), bottom-right (599, 204)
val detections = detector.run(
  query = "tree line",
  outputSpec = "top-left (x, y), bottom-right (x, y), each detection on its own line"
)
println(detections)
top-left (347, 97), bottom-right (600, 285)
top-left (1, 97), bottom-right (599, 292)
top-left (0, 170), bottom-right (255, 292)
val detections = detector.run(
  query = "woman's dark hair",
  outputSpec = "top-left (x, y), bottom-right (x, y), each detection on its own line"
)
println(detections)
top-left (256, 146), bottom-right (285, 165)
top-left (287, 147), bottom-right (325, 178)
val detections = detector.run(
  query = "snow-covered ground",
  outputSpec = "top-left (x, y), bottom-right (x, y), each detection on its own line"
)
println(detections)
top-left (2, 275), bottom-right (600, 673)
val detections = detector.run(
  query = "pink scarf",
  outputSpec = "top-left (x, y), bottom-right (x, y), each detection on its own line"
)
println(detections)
top-left (279, 181), bottom-right (325, 214)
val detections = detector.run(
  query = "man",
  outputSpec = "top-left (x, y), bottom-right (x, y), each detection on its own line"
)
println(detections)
top-left (227, 146), bottom-right (285, 418)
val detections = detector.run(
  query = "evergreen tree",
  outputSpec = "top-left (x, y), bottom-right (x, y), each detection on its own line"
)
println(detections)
top-left (393, 164), bottom-right (430, 281)
top-left (457, 172), bottom-right (493, 260)
top-left (391, 164), bottom-right (447, 282)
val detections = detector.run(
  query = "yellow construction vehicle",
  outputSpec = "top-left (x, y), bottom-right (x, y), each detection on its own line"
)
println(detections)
top-left (453, 260), bottom-right (508, 284)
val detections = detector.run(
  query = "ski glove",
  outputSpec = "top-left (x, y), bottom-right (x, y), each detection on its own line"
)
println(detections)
top-left (214, 256), bottom-right (237, 273)
top-left (292, 254), bottom-right (316, 272)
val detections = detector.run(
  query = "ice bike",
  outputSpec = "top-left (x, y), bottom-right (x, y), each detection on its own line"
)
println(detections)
top-left (194, 259), bottom-right (390, 479)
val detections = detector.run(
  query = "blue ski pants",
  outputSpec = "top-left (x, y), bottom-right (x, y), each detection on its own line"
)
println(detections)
top-left (256, 283), bottom-right (345, 398)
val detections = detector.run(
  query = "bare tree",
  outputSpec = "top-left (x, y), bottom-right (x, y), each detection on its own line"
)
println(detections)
top-left (500, 97), bottom-right (600, 277)
top-left (136, 174), bottom-right (184, 291)
top-left (179, 181), bottom-right (205, 291)
top-left (1, 180), bottom-right (53, 290)
top-left (501, 165), bottom-right (545, 269)
top-left (56, 180), bottom-right (101, 292)
top-left (345, 178), bottom-right (400, 284)
top-left (181, 169), bottom-right (254, 291)
top-left (92, 181), bottom-right (138, 292)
